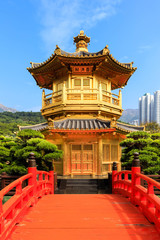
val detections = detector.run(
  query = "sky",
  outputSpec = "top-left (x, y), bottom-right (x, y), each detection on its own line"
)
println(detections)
top-left (0, 0), bottom-right (160, 112)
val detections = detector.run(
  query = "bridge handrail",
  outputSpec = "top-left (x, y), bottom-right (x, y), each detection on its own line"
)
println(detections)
top-left (135, 172), bottom-right (160, 190)
top-left (113, 170), bottom-right (131, 178)
top-left (112, 170), bottom-right (132, 198)
top-left (0, 153), bottom-right (54, 240)
top-left (37, 170), bottom-right (51, 176)
top-left (112, 152), bottom-right (160, 233)
top-left (0, 173), bottom-right (32, 199)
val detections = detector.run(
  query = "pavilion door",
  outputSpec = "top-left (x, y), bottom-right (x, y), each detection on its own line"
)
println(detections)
top-left (71, 144), bottom-right (93, 175)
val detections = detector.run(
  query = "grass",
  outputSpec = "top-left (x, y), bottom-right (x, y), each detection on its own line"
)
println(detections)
top-left (2, 196), bottom-right (12, 204)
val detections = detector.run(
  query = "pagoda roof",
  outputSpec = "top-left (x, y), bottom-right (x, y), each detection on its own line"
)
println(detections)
top-left (27, 45), bottom-right (136, 90)
top-left (19, 119), bottom-right (144, 134)
top-left (116, 122), bottom-right (144, 133)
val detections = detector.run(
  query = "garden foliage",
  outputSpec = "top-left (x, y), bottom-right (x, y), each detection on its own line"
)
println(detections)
top-left (0, 129), bottom-right (63, 175)
top-left (120, 131), bottom-right (160, 174)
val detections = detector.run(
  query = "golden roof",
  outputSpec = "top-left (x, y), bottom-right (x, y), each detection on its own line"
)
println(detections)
top-left (27, 31), bottom-right (136, 90)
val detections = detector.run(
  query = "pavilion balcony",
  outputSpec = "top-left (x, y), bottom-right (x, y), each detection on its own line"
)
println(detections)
top-left (41, 88), bottom-right (122, 118)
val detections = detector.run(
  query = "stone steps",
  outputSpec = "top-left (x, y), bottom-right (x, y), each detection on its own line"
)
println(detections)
top-left (55, 178), bottom-right (111, 194)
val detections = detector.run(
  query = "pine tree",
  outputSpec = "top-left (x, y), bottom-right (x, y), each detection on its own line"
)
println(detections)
top-left (120, 131), bottom-right (160, 174)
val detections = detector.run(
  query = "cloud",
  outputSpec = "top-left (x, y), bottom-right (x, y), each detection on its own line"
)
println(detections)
top-left (138, 45), bottom-right (153, 53)
top-left (119, 56), bottom-right (129, 62)
top-left (35, 0), bottom-right (122, 54)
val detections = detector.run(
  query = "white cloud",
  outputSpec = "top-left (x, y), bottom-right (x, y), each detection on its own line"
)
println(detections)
top-left (119, 56), bottom-right (129, 62)
top-left (36, 0), bottom-right (122, 54)
top-left (138, 45), bottom-right (153, 53)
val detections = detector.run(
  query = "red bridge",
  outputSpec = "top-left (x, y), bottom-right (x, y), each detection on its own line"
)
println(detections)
top-left (1, 153), bottom-right (160, 240)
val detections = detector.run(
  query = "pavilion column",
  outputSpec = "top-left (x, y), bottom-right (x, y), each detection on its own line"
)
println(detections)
top-left (98, 136), bottom-right (103, 175)
top-left (62, 81), bottom-right (66, 104)
top-left (63, 139), bottom-right (68, 175)
top-left (42, 89), bottom-right (45, 108)
top-left (99, 81), bottom-right (102, 102)
top-left (119, 89), bottom-right (122, 108)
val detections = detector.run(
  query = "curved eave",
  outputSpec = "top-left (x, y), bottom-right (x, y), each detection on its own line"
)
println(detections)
top-left (27, 54), bottom-right (57, 72)
top-left (108, 53), bottom-right (136, 71)
top-left (116, 122), bottom-right (144, 134)
top-left (27, 47), bottom-right (136, 90)
top-left (27, 47), bottom-right (136, 72)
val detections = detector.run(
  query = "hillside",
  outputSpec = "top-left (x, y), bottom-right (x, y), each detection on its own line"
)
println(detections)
top-left (0, 104), bottom-right (17, 113)
top-left (0, 112), bottom-right (45, 136)
top-left (0, 108), bottom-right (139, 136)
top-left (119, 109), bottom-right (139, 124)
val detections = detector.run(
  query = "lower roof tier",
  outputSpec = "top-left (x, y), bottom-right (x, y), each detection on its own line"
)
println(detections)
top-left (19, 119), bottom-right (144, 134)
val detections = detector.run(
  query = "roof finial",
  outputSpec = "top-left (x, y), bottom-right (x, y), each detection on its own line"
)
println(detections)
top-left (80, 30), bottom-right (84, 35)
top-left (73, 30), bottom-right (90, 52)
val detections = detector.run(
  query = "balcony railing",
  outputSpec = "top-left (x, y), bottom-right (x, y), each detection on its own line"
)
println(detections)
top-left (42, 88), bottom-right (121, 109)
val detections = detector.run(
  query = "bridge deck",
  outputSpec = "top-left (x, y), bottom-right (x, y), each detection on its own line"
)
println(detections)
top-left (9, 194), bottom-right (160, 240)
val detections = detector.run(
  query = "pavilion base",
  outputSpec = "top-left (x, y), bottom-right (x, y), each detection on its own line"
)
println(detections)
top-left (55, 176), bottom-right (112, 194)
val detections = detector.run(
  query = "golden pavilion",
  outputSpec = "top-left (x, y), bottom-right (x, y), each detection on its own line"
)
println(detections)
top-left (22, 31), bottom-right (143, 177)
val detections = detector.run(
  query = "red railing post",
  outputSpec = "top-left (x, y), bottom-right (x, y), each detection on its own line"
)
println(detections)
top-left (28, 153), bottom-right (37, 205)
top-left (131, 152), bottom-right (141, 204)
top-left (49, 163), bottom-right (54, 194)
top-left (112, 162), bottom-right (117, 193)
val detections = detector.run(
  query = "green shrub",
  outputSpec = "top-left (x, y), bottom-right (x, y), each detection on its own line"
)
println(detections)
top-left (120, 131), bottom-right (160, 174)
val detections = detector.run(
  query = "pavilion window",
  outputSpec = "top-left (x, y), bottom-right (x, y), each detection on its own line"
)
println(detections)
top-left (57, 144), bottom-right (62, 150)
top-left (83, 144), bottom-right (92, 150)
top-left (56, 83), bottom-right (62, 92)
top-left (102, 83), bottom-right (107, 92)
top-left (74, 79), bottom-right (81, 87)
top-left (111, 145), bottom-right (118, 162)
top-left (103, 144), bottom-right (110, 162)
top-left (72, 145), bottom-right (81, 151)
top-left (83, 78), bottom-right (90, 88)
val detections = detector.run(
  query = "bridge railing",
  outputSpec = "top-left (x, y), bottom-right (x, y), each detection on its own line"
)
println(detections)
top-left (0, 153), bottom-right (54, 240)
top-left (112, 152), bottom-right (160, 231)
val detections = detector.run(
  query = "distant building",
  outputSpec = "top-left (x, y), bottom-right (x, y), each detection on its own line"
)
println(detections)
top-left (154, 90), bottom-right (160, 125)
top-left (130, 120), bottom-right (139, 126)
top-left (139, 91), bottom-right (160, 125)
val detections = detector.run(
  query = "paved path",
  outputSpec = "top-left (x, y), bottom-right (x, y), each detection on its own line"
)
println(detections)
top-left (9, 194), bottom-right (160, 240)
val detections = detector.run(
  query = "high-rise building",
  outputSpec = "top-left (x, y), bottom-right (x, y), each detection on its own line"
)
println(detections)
top-left (139, 91), bottom-right (160, 125)
top-left (154, 90), bottom-right (160, 125)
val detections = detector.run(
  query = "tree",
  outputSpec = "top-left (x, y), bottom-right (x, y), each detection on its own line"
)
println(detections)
top-left (145, 122), bottom-right (160, 133)
top-left (0, 130), bottom-right (63, 175)
top-left (120, 131), bottom-right (160, 174)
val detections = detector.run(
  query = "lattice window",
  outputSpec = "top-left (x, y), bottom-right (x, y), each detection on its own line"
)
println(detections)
top-left (102, 83), bottom-right (107, 91)
top-left (103, 144), bottom-right (110, 162)
top-left (72, 145), bottom-right (81, 151)
top-left (56, 144), bottom-right (62, 150)
top-left (83, 79), bottom-right (90, 86)
top-left (74, 79), bottom-right (81, 86)
top-left (83, 145), bottom-right (92, 150)
top-left (111, 145), bottom-right (118, 162)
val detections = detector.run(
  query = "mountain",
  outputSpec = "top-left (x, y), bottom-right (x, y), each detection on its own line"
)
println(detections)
top-left (119, 109), bottom-right (139, 124)
top-left (0, 104), bottom-right (17, 113)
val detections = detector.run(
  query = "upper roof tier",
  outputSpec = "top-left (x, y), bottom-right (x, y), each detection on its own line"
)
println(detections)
top-left (27, 31), bottom-right (137, 90)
